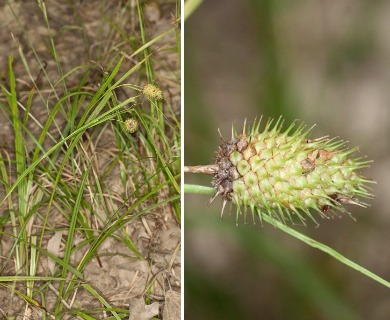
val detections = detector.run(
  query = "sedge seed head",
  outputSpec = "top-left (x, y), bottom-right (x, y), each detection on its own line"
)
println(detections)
top-left (211, 117), bottom-right (374, 225)
top-left (124, 118), bottom-right (139, 133)
top-left (143, 83), bottom-right (163, 100)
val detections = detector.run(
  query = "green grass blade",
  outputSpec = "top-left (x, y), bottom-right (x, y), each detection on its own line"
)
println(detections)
top-left (82, 284), bottom-right (121, 320)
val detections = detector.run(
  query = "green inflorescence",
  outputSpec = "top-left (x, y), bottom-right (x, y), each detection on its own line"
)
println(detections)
top-left (211, 117), bottom-right (374, 225)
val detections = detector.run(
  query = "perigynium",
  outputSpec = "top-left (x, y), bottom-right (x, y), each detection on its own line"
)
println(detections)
top-left (187, 117), bottom-right (374, 225)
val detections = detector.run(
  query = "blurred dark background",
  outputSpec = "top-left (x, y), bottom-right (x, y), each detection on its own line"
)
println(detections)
top-left (184, 1), bottom-right (390, 319)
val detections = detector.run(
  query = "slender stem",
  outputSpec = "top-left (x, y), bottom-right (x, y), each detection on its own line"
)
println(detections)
top-left (184, 184), bottom-right (214, 195)
top-left (261, 213), bottom-right (390, 288)
top-left (184, 165), bottom-right (218, 175)
top-left (184, 0), bottom-right (204, 21)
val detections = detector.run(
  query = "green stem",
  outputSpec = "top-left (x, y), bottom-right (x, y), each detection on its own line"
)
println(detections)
top-left (184, 184), bottom-right (214, 195)
top-left (184, 0), bottom-right (204, 21)
top-left (184, 183), bottom-right (390, 289)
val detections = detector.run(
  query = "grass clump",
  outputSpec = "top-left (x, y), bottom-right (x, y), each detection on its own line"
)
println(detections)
top-left (0, 0), bottom-right (180, 318)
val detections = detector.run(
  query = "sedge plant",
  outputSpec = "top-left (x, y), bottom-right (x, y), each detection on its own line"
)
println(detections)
top-left (0, 0), bottom-right (180, 318)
